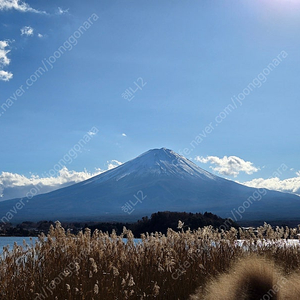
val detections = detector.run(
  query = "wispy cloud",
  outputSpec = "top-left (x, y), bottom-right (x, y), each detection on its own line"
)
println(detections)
top-left (122, 133), bottom-right (127, 137)
top-left (242, 174), bottom-right (300, 195)
top-left (0, 40), bottom-right (13, 81)
top-left (56, 7), bottom-right (69, 15)
top-left (0, 160), bottom-right (123, 201)
top-left (20, 26), bottom-right (34, 36)
top-left (195, 155), bottom-right (259, 177)
top-left (0, 0), bottom-right (46, 14)
top-left (87, 130), bottom-right (97, 136)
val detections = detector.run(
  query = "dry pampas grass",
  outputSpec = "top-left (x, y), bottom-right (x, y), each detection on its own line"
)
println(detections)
top-left (0, 222), bottom-right (300, 299)
top-left (190, 256), bottom-right (282, 300)
top-left (190, 255), bottom-right (300, 300)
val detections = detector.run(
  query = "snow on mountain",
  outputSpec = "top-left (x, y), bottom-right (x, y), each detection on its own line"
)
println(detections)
top-left (0, 148), bottom-right (299, 223)
top-left (83, 148), bottom-right (218, 185)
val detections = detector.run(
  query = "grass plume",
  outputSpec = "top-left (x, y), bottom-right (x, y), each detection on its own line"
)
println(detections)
top-left (0, 222), bottom-right (300, 299)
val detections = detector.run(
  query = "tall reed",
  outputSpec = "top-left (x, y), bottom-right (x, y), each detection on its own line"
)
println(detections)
top-left (0, 222), bottom-right (300, 299)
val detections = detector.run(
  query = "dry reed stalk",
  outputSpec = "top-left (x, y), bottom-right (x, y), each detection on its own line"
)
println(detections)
top-left (0, 222), bottom-right (299, 299)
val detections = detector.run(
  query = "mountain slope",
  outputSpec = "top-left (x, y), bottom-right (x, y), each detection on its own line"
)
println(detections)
top-left (0, 148), bottom-right (299, 223)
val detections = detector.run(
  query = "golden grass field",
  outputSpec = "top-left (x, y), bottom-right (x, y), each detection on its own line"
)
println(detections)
top-left (1, 222), bottom-right (300, 299)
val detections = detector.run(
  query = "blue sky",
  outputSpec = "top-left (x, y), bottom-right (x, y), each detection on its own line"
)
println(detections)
top-left (1, 0), bottom-right (300, 200)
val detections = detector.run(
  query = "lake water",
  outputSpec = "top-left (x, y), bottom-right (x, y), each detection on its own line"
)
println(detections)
top-left (0, 236), bottom-right (142, 253)
top-left (0, 236), bottom-right (38, 252)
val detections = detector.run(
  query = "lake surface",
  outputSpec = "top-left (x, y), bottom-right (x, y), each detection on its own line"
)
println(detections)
top-left (0, 236), bottom-right (38, 252)
top-left (0, 236), bottom-right (142, 254)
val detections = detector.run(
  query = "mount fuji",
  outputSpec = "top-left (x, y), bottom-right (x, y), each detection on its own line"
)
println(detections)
top-left (1, 148), bottom-right (300, 223)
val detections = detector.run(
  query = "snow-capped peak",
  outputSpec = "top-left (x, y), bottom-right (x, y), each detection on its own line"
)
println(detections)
top-left (84, 148), bottom-right (218, 185)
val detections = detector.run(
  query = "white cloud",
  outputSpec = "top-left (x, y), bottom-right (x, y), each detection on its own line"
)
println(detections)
top-left (0, 40), bottom-right (10, 65)
top-left (195, 155), bottom-right (259, 177)
top-left (0, 167), bottom-right (102, 200)
top-left (21, 26), bottom-right (34, 36)
top-left (0, 40), bottom-right (13, 81)
top-left (242, 174), bottom-right (300, 195)
top-left (107, 160), bottom-right (122, 170)
top-left (122, 133), bottom-right (127, 137)
top-left (0, 0), bottom-right (46, 14)
top-left (56, 7), bottom-right (69, 15)
top-left (37, 33), bottom-right (43, 38)
top-left (0, 160), bottom-right (123, 201)
top-left (87, 130), bottom-right (97, 136)
top-left (0, 69), bottom-right (13, 81)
